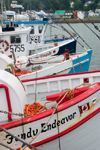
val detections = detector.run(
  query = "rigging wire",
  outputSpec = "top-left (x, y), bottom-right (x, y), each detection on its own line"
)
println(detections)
top-left (23, 0), bottom-right (79, 42)
top-left (38, 0), bottom-right (77, 37)
top-left (23, 0), bottom-right (50, 20)
top-left (35, 71), bottom-right (37, 102)
top-left (71, 10), bottom-right (100, 40)
top-left (59, 0), bottom-right (100, 39)
top-left (47, 0), bottom-right (92, 48)
top-left (56, 108), bottom-right (62, 150)
top-left (49, 9), bottom-right (91, 49)
top-left (38, 0), bottom-right (91, 49)
top-left (73, 2), bottom-right (100, 33)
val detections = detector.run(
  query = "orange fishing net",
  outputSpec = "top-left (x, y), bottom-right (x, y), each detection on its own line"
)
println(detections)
top-left (13, 69), bottom-right (32, 76)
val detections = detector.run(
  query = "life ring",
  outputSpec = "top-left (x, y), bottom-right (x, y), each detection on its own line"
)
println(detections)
top-left (0, 40), bottom-right (9, 51)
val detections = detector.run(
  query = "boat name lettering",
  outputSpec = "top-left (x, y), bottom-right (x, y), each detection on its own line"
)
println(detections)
top-left (5, 112), bottom-right (76, 144)
top-left (10, 44), bottom-right (25, 52)
top-left (39, 51), bottom-right (52, 58)
top-left (41, 112), bottom-right (76, 132)
top-left (30, 35), bottom-right (42, 43)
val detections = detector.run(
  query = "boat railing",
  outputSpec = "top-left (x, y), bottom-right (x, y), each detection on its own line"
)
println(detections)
top-left (44, 34), bottom-right (71, 44)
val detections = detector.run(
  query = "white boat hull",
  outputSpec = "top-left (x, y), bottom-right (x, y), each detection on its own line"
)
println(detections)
top-left (18, 49), bottom-right (92, 80)
top-left (0, 83), bottom-right (100, 150)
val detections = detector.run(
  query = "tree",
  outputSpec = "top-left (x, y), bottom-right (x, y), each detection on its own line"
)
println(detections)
top-left (61, 0), bottom-right (70, 10)
top-left (73, 0), bottom-right (83, 10)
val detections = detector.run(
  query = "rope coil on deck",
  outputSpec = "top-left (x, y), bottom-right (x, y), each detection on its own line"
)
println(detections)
top-left (24, 102), bottom-right (47, 116)
top-left (23, 88), bottom-right (74, 116)
top-left (1, 82), bottom-right (100, 118)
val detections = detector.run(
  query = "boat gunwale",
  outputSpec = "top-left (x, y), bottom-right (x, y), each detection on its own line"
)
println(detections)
top-left (21, 69), bottom-right (100, 83)
top-left (1, 83), bottom-right (100, 130)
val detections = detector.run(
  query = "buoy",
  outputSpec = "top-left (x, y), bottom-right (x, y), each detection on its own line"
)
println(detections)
top-left (54, 43), bottom-right (58, 46)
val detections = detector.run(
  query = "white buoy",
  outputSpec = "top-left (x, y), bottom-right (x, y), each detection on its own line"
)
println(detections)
top-left (16, 56), bottom-right (28, 70)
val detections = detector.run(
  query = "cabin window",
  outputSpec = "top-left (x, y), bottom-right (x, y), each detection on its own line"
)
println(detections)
top-left (30, 26), bottom-right (34, 34)
top-left (37, 48), bottom-right (42, 53)
top-left (38, 26), bottom-right (43, 34)
top-left (43, 47), bottom-right (47, 51)
top-left (10, 35), bottom-right (21, 44)
top-left (49, 46), bottom-right (53, 49)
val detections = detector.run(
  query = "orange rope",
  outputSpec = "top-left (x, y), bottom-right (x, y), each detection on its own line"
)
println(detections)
top-left (70, 57), bottom-right (75, 73)
top-left (12, 68), bottom-right (42, 77)
top-left (24, 82), bottom-right (100, 116)
top-left (23, 89), bottom-right (74, 116)
top-left (77, 55), bottom-right (83, 72)
top-left (42, 82), bottom-right (100, 109)
top-left (74, 82), bottom-right (100, 90)
top-left (24, 102), bottom-right (47, 116)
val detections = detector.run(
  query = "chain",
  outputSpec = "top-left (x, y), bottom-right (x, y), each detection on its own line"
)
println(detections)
top-left (0, 110), bottom-right (31, 117)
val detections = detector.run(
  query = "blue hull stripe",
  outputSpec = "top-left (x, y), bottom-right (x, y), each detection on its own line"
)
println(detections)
top-left (68, 49), bottom-right (92, 73)
top-left (5, 20), bottom-right (51, 25)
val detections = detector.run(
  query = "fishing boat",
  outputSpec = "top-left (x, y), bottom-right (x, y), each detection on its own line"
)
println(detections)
top-left (0, 9), bottom-right (77, 59)
top-left (11, 48), bottom-right (92, 80)
top-left (21, 69), bottom-right (100, 102)
top-left (0, 69), bottom-right (100, 150)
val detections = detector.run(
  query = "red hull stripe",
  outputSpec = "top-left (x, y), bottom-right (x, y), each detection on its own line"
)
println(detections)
top-left (0, 84), bottom-right (12, 120)
top-left (21, 70), bottom-right (100, 83)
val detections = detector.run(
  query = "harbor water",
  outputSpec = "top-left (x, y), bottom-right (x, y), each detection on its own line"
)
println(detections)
top-left (46, 23), bottom-right (100, 71)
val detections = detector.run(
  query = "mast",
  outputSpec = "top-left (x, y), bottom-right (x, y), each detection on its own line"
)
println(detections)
top-left (8, 0), bottom-right (10, 10)
top-left (1, 0), bottom-right (3, 13)
top-left (1, 0), bottom-right (3, 27)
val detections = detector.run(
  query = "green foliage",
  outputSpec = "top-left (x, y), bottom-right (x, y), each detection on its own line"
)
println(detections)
top-left (3, 0), bottom-right (100, 12)
top-left (73, 0), bottom-right (83, 10)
